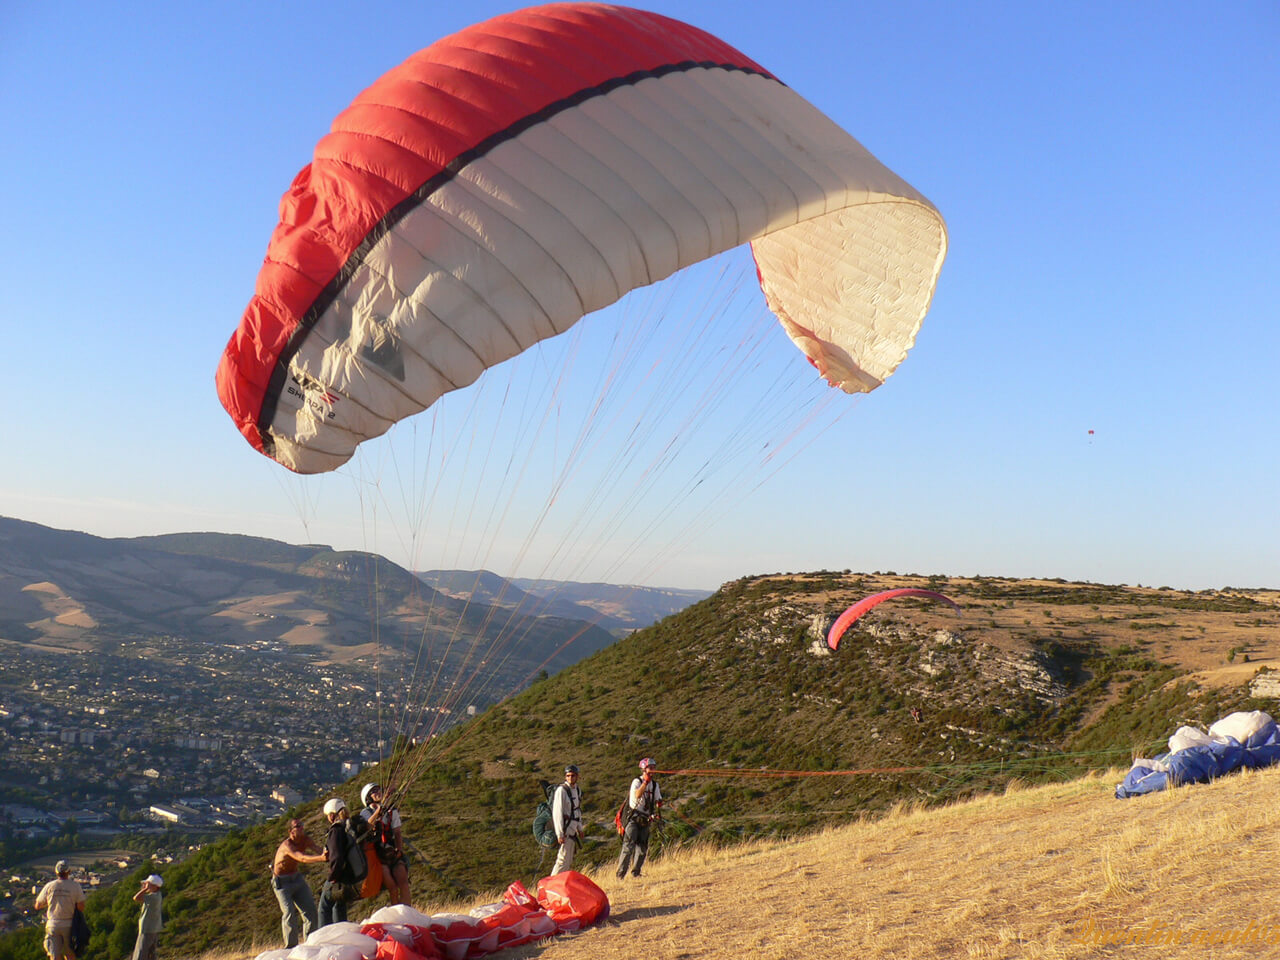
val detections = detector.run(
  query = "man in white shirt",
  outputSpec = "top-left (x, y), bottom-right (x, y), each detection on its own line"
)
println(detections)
top-left (551, 764), bottom-right (583, 874)
top-left (617, 757), bottom-right (662, 879)
top-left (34, 861), bottom-right (86, 960)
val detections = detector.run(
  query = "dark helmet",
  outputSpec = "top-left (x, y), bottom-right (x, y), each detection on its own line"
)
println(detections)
top-left (564, 764), bottom-right (579, 775)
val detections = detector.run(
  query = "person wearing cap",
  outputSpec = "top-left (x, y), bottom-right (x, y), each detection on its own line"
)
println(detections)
top-left (271, 818), bottom-right (326, 946)
top-left (616, 758), bottom-right (663, 879)
top-left (550, 765), bottom-right (583, 875)
top-left (33, 861), bottom-right (85, 960)
top-left (359, 784), bottom-right (410, 905)
top-left (130, 874), bottom-right (164, 960)
top-left (318, 798), bottom-right (361, 927)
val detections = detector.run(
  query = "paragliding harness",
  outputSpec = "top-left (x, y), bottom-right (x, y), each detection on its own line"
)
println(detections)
top-left (533, 780), bottom-right (583, 873)
top-left (367, 807), bottom-right (403, 865)
top-left (617, 779), bottom-right (660, 834)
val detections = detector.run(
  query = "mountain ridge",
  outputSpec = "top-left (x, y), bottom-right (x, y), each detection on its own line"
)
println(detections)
top-left (418, 569), bottom-right (711, 636)
top-left (0, 517), bottom-right (623, 674)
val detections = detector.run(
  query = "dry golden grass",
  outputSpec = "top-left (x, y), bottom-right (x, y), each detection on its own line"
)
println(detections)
top-left (204, 765), bottom-right (1280, 960)
top-left (564, 767), bottom-right (1280, 959)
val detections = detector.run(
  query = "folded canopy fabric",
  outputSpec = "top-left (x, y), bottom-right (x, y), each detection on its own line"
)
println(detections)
top-left (1115, 711), bottom-right (1280, 799)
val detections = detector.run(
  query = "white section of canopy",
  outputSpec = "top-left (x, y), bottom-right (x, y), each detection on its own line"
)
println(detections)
top-left (1208, 710), bottom-right (1275, 747)
top-left (267, 67), bottom-right (947, 473)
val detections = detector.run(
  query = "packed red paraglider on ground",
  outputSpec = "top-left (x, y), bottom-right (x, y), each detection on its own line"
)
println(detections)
top-left (256, 872), bottom-right (608, 960)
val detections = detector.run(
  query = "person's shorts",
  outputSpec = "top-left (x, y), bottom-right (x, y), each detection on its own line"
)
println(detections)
top-left (44, 928), bottom-right (71, 960)
top-left (376, 845), bottom-right (409, 872)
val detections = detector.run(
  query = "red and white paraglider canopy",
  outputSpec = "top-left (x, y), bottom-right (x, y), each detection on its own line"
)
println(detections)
top-left (217, 2), bottom-right (947, 474)
top-left (827, 588), bottom-right (961, 650)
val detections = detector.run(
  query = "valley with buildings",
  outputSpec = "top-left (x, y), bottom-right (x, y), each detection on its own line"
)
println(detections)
top-left (0, 519), bottom-right (698, 933)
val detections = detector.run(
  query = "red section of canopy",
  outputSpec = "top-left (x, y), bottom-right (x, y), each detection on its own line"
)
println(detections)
top-left (216, 3), bottom-right (769, 461)
top-left (826, 589), bottom-right (962, 650)
top-left (359, 873), bottom-right (606, 959)
top-left (536, 870), bottom-right (610, 928)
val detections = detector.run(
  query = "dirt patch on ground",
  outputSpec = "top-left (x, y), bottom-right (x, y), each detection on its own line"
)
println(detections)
top-left (479, 760), bottom-right (521, 779)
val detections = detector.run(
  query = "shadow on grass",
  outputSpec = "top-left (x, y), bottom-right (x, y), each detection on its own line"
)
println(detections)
top-left (503, 904), bottom-right (691, 958)
top-left (606, 903), bottom-right (691, 923)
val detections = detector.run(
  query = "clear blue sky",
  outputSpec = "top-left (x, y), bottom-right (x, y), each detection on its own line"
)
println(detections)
top-left (1, 0), bottom-right (1276, 591)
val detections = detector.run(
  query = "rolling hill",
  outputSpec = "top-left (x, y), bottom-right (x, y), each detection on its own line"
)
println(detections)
top-left (0, 517), bottom-right (619, 684)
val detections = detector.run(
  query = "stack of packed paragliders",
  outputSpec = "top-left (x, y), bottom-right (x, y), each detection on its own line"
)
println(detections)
top-left (1115, 710), bottom-right (1280, 799)
top-left (255, 873), bottom-right (608, 960)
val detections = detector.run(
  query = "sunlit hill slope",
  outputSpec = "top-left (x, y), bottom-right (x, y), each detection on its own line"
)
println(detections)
top-left (476, 765), bottom-right (1280, 960)
top-left (4, 571), bottom-right (1276, 959)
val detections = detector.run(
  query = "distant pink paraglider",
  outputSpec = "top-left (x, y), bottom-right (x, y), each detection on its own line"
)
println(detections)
top-left (827, 589), bottom-right (961, 650)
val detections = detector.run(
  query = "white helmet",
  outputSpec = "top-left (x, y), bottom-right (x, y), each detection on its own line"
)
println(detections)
top-left (361, 783), bottom-right (381, 807)
top-left (322, 798), bottom-right (346, 816)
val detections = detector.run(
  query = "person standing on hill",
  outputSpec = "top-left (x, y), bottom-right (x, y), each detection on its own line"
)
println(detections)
top-left (551, 765), bottom-right (583, 875)
top-left (360, 783), bottom-right (411, 905)
top-left (318, 798), bottom-right (362, 926)
top-left (617, 757), bottom-right (663, 879)
top-left (33, 860), bottom-right (85, 960)
top-left (272, 818), bottom-right (327, 945)
top-left (130, 874), bottom-right (163, 960)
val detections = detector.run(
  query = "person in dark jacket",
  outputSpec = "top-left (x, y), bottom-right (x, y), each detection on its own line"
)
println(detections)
top-left (317, 798), bottom-right (361, 926)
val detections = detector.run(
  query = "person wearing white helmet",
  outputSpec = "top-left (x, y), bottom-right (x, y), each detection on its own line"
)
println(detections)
top-left (616, 758), bottom-right (663, 879)
top-left (318, 798), bottom-right (364, 926)
top-left (130, 874), bottom-right (163, 960)
top-left (550, 765), bottom-right (583, 875)
top-left (359, 784), bottom-right (410, 904)
top-left (34, 861), bottom-right (85, 960)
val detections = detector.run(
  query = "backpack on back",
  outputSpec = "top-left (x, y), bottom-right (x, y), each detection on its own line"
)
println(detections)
top-left (70, 908), bottom-right (90, 956)
top-left (343, 819), bottom-right (370, 884)
top-left (614, 801), bottom-right (627, 836)
top-left (532, 781), bottom-right (558, 847)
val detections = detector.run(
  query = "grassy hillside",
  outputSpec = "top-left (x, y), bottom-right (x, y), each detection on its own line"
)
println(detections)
top-left (3, 571), bottom-right (1276, 959)
top-left (497, 764), bottom-right (1280, 959)
top-left (54, 765), bottom-right (1280, 960)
